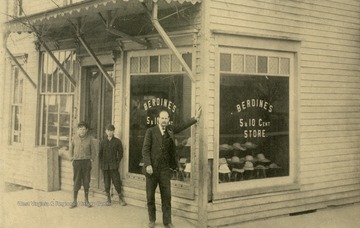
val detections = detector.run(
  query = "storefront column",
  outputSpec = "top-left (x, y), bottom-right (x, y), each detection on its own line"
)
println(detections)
top-left (198, 0), bottom-right (211, 227)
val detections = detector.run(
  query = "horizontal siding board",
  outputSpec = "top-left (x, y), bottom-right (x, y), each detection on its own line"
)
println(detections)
top-left (300, 124), bottom-right (360, 132)
top-left (301, 178), bottom-right (359, 191)
top-left (301, 61), bottom-right (360, 71)
top-left (209, 184), bottom-right (359, 212)
top-left (299, 106), bottom-right (360, 113)
top-left (209, 191), bottom-right (359, 219)
top-left (301, 68), bottom-right (360, 77)
top-left (300, 136), bottom-right (360, 146)
top-left (301, 154), bottom-right (360, 165)
top-left (300, 142), bottom-right (359, 153)
top-left (210, 10), bottom-right (359, 41)
top-left (300, 160), bottom-right (359, 172)
top-left (211, 19), bottom-right (359, 48)
top-left (301, 54), bottom-right (360, 66)
top-left (301, 41), bottom-right (359, 54)
top-left (300, 99), bottom-right (360, 106)
top-left (301, 44), bottom-right (359, 57)
top-left (301, 171), bottom-right (359, 185)
top-left (301, 166), bottom-right (360, 178)
top-left (301, 118), bottom-right (360, 126)
top-left (301, 112), bottom-right (360, 119)
top-left (301, 93), bottom-right (360, 100)
top-left (300, 131), bottom-right (359, 140)
top-left (208, 196), bottom-right (359, 226)
top-left (211, 0), bottom-right (360, 24)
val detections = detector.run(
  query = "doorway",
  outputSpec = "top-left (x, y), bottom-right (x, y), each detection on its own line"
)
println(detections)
top-left (81, 66), bottom-right (114, 190)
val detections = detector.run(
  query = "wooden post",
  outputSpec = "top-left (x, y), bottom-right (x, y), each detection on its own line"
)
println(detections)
top-left (198, 0), bottom-right (210, 227)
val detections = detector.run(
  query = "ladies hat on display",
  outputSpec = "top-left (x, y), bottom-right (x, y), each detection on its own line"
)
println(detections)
top-left (233, 142), bottom-right (247, 151)
top-left (245, 155), bottom-right (254, 162)
top-left (244, 161), bottom-right (254, 171)
top-left (220, 144), bottom-right (233, 151)
top-left (231, 156), bottom-right (241, 163)
top-left (242, 141), bottom-right (258, 149)
top-left (256, 153), bottom-right (271, 163)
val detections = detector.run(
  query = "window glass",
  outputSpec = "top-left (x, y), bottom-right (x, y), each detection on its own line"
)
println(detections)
top-left (219, 51), bottom-right (291, 184)
top-left (39, 50), bottom-right (75, 149)
top-left (11, 66), bottom-right (23, 144)
top-left (128, 53), bottom-right (193, 183)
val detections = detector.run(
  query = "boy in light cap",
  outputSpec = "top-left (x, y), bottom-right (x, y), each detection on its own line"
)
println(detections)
top-left (99, 124), bottom-right (126, 206)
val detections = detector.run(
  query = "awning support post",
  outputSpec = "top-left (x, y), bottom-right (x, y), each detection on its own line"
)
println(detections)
top-left (5, 47), bottom-right (37, 89)
top-left (150, 3), bottom-right (196, 83)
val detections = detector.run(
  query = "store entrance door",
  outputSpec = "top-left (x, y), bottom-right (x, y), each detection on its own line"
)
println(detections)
top-left (81, 66), bottom-right (114, 191)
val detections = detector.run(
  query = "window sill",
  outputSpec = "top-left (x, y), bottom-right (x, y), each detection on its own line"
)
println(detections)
top-left (124, 172), bottom-right (195, 200)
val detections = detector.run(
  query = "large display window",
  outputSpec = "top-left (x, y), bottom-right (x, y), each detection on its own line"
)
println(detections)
top-left (217, 47), bottom-right (296, 192)
top-left (39, 50), bottom-right (75, 149)
top-left (127, 51), bottom-right (193, 184)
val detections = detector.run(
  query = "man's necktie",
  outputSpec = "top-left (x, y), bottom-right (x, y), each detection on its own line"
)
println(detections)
top-left (162, 126), bottom-right (166, 136)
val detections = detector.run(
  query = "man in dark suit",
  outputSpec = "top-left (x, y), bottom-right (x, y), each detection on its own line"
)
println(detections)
top-left (142, 108), bottom-right (201, 228)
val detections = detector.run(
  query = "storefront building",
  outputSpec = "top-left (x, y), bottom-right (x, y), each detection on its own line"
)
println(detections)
top-left (1, 0), bottom-right (359, 227)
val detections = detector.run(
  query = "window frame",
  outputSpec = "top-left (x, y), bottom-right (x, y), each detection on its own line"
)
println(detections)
top-left (10, 65), bottom-right (24, 145)
top-left (213, 37), bottom-right (300, 200)
top-left (125, 48), bottom-right (196, 199)
top-left (38, 50), bottom-right (76, 149)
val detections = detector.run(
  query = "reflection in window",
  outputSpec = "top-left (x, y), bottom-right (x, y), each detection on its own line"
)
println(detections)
top-left (129, 70), bottom-right (192, 182)
top-left (39, 50), bottom-right (75, 149)
top-left (219, 52), bottom-right (290, 184)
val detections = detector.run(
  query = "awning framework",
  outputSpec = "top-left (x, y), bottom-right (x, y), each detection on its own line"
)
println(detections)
top-left (145, 2), bottom-right (196, 83)
top-left (5, 0), bottom-right (201, 33)
top-left (4, 0), bottom-right (201, 87)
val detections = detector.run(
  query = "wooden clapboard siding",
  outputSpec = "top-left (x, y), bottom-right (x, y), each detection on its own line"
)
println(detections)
top-left (207, 0), bottom-right (360, 226)
top-left (4, 148), bottom-right (33, 187)
top-left (59, 158), bottom-right (73, 191)
top-left (208, 196), bottom-right (359, 227)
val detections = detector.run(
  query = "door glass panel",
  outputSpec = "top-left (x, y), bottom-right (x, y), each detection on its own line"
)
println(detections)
top-left (83, 67), bottom-right (113, 190)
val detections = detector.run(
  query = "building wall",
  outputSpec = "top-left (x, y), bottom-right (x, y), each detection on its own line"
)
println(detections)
top-left (206, 0), bottom-right (360, 226)
top-left (3, 33), bottom-right (39, 187)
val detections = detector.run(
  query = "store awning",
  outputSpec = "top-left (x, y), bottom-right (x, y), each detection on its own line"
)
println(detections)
top-left (5, 0), bottom-right (201, 33)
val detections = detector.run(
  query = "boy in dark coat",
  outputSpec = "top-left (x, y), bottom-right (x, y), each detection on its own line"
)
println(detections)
top-left (99, 124), bottom-right (126, 206)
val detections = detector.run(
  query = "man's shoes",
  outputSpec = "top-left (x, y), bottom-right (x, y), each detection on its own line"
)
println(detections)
top-left (148, 221), bottom-right (155, 228)
top-left (118, 194), bottom-right (127, 206)
top-left (164, 223), bottom-right (174, 228)
top-left (84, 200), bottom-right (92, 208)
top-left (106, 193), bottom-right (111, 206)
top-left (119, 198), bottom-right (127, 206)
top-left (69, 202), bottom-right (77, 209)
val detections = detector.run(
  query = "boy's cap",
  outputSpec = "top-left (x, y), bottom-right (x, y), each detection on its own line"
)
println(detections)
top-left (105, 124), bottom-right (115, 131)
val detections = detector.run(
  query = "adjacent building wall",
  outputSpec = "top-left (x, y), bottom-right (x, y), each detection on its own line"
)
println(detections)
top-left (3, 33), bottom-right (39, 187)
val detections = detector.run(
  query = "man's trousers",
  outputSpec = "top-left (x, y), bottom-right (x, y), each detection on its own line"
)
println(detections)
top-left (146, 169), bottom-right (172, 225)
top-left (72, 159), bottom-right (92, 191)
